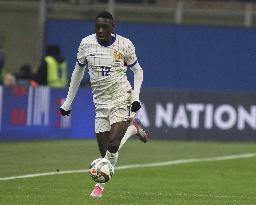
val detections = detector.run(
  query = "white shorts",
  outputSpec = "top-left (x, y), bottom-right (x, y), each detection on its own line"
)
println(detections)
top-left (95, 104), bottom-right (135, 133)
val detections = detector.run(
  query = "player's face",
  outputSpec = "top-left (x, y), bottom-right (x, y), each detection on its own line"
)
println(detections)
top-left (95, 18), bottom-right (113, 43)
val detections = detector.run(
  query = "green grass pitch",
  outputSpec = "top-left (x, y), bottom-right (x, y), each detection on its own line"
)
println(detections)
top-left (0, 139), bottom-right (256, 205)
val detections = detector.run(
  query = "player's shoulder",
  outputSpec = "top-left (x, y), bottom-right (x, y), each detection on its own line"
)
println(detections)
top-left (115, 34), bottom-right (134, 47)
top-left (80, 34), bottom-right (97, 45)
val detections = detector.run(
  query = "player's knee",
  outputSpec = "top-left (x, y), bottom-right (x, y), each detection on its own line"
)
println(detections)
top-left (107, 140), bottom-right (120, 153)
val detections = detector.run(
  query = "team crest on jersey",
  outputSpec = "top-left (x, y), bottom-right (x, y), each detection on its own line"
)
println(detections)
top-left (113, 50), bottom-right (124, 62)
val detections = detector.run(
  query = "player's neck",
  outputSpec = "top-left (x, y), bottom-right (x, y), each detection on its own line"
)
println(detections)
top-left (97, 34), bottom-right (116, 47)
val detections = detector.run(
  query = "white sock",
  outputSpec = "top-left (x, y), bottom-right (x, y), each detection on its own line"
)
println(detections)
top-left (118, 125), bottom-right (137, 151)
top-left (104, 150), bottom-right (119, 167)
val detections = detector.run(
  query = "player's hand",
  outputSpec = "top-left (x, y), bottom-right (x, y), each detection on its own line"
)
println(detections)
top-left (60, 107), bottom-right (71, 116)
top-left (131, 101), bottom-right (141, 112)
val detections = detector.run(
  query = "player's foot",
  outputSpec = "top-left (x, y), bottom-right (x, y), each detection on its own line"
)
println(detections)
top-left (90, 184), bottom-right (104, 198)
top-left (131, 118), bottom-right (148, 143)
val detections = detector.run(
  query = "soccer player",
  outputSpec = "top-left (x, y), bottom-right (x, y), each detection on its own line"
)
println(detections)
top-left (60, 11), bottom-right (148, 197)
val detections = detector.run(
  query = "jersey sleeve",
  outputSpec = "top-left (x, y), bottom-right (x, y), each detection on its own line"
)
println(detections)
top-left (124, 40), bottom-right (138, 67)
top-left (76, 40), bottom-right (87, 67)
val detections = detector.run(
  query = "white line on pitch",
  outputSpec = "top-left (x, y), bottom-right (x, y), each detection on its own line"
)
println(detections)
top-left (0, 152), bottom-right (255, 181)
top-left (117, 191), bottom-right (256, 199)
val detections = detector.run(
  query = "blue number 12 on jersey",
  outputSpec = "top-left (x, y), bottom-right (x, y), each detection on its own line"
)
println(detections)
top-left (101, 66), bottom-right (111, 76)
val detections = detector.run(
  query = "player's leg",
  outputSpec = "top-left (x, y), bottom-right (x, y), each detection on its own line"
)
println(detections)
top-left (91, 120), bottom-right (131, 198)
top-left (105, 102), bottom-right (148, 160)
top-left (104, 120), bottom-right (130, 166)
top-left (103, 120), bottom-right (137, 183)
top-left (112, 90), bottom-right (148, 151)
top-left (119, 117), bottom-right (148, 150)
top-left (96, 131), bottom-right (110, 157)
top-left (106, 104), bottom-right (132, 154)
top-left (94, 109), bottom-right (111, 156)
top-left (91, 117), bottom-right (111, 198)
top-left (91, 107), bottom-right (148, 197)
top-left (104, 118), bottom-right (148, 171)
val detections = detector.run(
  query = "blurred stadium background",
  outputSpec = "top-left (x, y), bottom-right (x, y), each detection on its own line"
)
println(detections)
top-left (1, 0), bottom-right (256, 204)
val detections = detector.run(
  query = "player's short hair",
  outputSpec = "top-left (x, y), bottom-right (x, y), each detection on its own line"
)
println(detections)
top-left (96, 11), bottom-right (114, 21)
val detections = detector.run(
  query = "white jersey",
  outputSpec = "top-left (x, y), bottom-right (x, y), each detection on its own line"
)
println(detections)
top-left (77, 34), bottom-right (138, 106)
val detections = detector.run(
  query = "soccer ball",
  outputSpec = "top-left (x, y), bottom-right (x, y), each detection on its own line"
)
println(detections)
top-left (89, 158), bottom-right (114, 183)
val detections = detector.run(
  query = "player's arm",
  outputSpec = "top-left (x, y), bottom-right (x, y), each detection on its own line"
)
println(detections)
top-left (60, 62), bottom-right (86, 116)
top-left (125, 40), bottom-right (143, 112)
top-left (129, 62), bottom-right (143, 112)
top-left (60, 40), bottom-right (87, 116)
